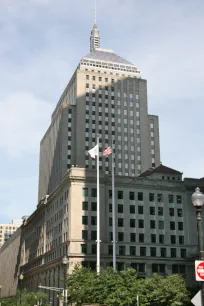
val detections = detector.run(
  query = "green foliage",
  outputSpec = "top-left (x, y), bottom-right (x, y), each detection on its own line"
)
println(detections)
top-left (0, 290), bottom-right (49, 306)
top-left (66, 266), bottom-right (191, 306)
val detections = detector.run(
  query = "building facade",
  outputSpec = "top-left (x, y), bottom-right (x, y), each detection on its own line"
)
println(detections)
top-left (0, 220), bottom-right (22, 248)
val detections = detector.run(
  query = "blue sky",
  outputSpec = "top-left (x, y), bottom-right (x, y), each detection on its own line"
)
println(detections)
top-left (1, 0), bottom-right (204, 223)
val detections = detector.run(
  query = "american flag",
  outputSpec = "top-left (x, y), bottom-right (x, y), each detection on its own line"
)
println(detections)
top-left (103, 146), bottom-right (112, 157)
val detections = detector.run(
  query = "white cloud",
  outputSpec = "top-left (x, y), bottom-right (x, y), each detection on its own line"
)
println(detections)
top-left (0, 92), bottom-right (52, 157)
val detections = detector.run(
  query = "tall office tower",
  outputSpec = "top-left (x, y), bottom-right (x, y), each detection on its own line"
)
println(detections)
top-left (38, 21), bottom-right (160, 200)
top-left (0, 220), bottom-right (22, 248)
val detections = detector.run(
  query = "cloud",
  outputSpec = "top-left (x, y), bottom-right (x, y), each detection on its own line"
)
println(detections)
top-left (0, 92), bottom-right (52, 157)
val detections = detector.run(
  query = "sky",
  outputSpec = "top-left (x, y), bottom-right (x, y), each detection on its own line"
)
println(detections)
top-left (0, 0), bottom-right (204, 223)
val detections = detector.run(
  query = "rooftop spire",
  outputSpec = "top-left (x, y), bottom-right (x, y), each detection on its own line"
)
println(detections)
top-left (90, 0), bottom-right (100, 52)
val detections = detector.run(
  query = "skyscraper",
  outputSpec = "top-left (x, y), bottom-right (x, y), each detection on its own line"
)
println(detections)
top-left (38, 20), bottom-right (160, 201)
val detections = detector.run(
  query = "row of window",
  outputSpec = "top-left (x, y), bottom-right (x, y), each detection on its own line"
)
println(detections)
top-left (81, 244), bottom-right (186, 258)
top-left (83, 188), bottom-right (182, 204)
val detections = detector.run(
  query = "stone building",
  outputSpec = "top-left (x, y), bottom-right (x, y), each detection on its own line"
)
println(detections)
top-left (0, 220), bottom-right (22, 248)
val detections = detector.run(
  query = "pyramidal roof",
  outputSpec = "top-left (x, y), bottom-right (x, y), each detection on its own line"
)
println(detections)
top-left (84, 48), bottom-right (134, 66)
top-left (140, 164), bottom-right (182, 177)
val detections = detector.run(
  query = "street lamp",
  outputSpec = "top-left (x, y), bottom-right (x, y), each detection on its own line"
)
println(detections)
top-left (192, 187), bottom-right (204, 305)
top-left (62, 255), bottom-right (68, 306)
top-left (19, 273), bottom-right (24, 306)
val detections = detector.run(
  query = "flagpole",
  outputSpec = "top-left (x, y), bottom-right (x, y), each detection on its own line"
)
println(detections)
top-left (112, 139), bottom-right (116, 271)
top-left (96, 134), bottom-right (100, 274)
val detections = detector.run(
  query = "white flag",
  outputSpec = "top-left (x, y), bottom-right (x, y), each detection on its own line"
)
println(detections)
top-left (88, 144), bottom-right (98, 159)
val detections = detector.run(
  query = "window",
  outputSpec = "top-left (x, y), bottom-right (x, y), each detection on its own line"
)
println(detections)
top-left (118, 204), bottom-right (123, 213)
top-left (138, 220), bottom-right (144, 228)
top-left (130, 205), bottom-right (135, 214)
top-left (138, 263), bottom-right (145, 273)
top-left (82, 216), bottom-right (88, 225)
top-left (86, 75), bottom-right (89, 80)
top-left (171, 235), bottom-right (176, 244)
top-left (171, 248), bottom-right (177, 258)
top-left (180, 249), bottom-right (186, 258)
top-left (149, 193), bottom-right (155, 202)
top-left (109, 190), bottom-right (112, 199)
top-left (159, 235), bottom-right (164, 244)
top-left (109, 218), bottom-right (112, 226)
top-left (140, 247), bottom-right (146, 256)
top-left (159, 221), bottom-right (164, 230)
top-left (179, 236), bottom-right (184, 245)
top-left (138, 206), bottom-right (144, 214)
top-left (161, 248), bottom-right (166, 257)
top-left (118, 218), bottom-right (124, 227)
top-left (130, 233), bottom-right (136, 242)
top-left (105, 78), bottom-right (108, 82)
top-left (82, 202), bottom-right (88, 211)
top-left (91, 188), bottom-right (97, 197)
top-left (178, 222), bottom-right (183, 231)
top-left (109, 204), bottom-right (112, 212)
top-left (91, 231), bottom-right (97, 240)
top-left (150, 247), bottom-right (156, 257)
top-left (150, 207), bottom-right (155, 215)
top-left (130, 219), bottom-right (136, 228)
top-left (82, 230), bottom-right (88, 240)
top-left (118, 191), bottom-right (123, 199)
top-left (151, 234), bottom-right (156, 243)
top-left (108, 245), bottom-right (113, 255)
top-left (91, 202), bottom-right (97, 211)
top-left (91, 216), bottom-right (97, 225)
top-left (170, 221), bottom-right (175, 230)
top-left (172, 264), bottom-right (186, 274)
top-left (130, 246), bottom-right (136, 256)
top-left (129, 192), bottom-right (135, 200)
top-left (169, 208), bottom-right (174, 217)
top-left (177, 195), bottom-right (182, 204)
top-left (92, 76), bottom-right (96, 81)
top-left (139, 233), bottom-right (144, 243)
top-left (168, 195), bottom-right (174, 203)
top-left (119, 246), bottom-right (125, 255)
top-left (157, 194), bottom-right (163, 202)
top-left (109, 232), bottom-right (113, 241)
top-left (83, 188), bottom-right (88, 197)
top-left (99, 77), bottom-right (102, 81)
top-left (152, 264), bottom-right (165, 273)
top-left (177, 209), bottom-right (183, 217)
top-left (118, 232), bottom-right (124, 242)
top-left (138, 192), bottom-right (143, 201)
top-left (92, 244), bottom-right (96, 254)
top-left (158, 207), bottom-right (163, 216)
top-left (150, 220), bottom-right (155, 229)
top-left (81, 244), bottom-right (87, 254)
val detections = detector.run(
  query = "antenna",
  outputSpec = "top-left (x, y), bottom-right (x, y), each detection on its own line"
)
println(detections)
top-left (94, 0), bottom-right (97, 24)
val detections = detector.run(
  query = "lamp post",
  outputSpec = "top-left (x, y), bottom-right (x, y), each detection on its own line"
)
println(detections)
top-left (192, 187), bottom-right (204, 305)
top-left (62, 255), bottom-right (68, 306)
top-left (19, 273), bottom-right (24, 306)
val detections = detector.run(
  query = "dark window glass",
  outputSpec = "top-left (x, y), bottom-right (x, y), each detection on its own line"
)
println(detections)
top-left (86, 75), bottom-right (89, 80)
top-left (169, 195), bottom-right (174, 203)
top-left (150, 247), bottom-right (156, 257)
top-left (140, 247), bottom-right (146, 256)
top-left (138, 206), bottom-right (144, 214)
top-left (81, 244), bottom-right (87, 254)
top-left (161, 248), bottom-right (166, 257)
top-left (138, 192), bottom-right (143, 201)
top-left (91, 188), bottom-right (97, 197)
top-left (181, 249), bottom-right (186, 258)
top-left (109, 232), bottom-right (113, 241)
top-left (86, 83), bottom-right (89, 88)
top-left (138, 263), bottom-right (145, 273)
top-left (118, 232), bottom-right (124, 242)
top-left (109, 190), bottom-right (112, 199)
top-left (172, 265), bottom-right (178, 273)
top-left (149, 193), bottom-right (155, 202)
top-left (82, 230), bottom-right (88, 240)
top-left (139, 233), bottom-right (144, 243)
top-left (157, 194), bottom-right (163, 202)
top-left (158, 207), bottom-right (163, 216)
top-left (150, 207), bottom-right (155, 215)
top-left (130, 246), bottom-right (136, 256)
top-left (83, 188), bottom-right (88, 197)
top-left (91, 216), bottom-right (97, 226)
top-left (91, 231), bottom-right (97, 240)
top-left (91, 202), bottom-right (97, 211)
top-left (178, 222), bottom-right (183, 231)
top-left (169, 208), bottom-right (174, 216)
top-left (159, 221), bottom-right (164, 230)
top-left (171, 248), bottom-right (177, 258)
top-left (159, 235), bottom-right (164, 244)
top-left (119, 246), bottom-right (125, 255)
top-left (109, 204), bottom-right (112, 212)
top-left (177, 195), bottom-right (182, 204)
top-left (118, 218), bottom-right (124, 227)
top-left (179, 236), bottom-right (184, 245)
top-left (170, 221), bottom-right (175, 230)
top-left (138, 220), bottom-right (144, 228)
top-left (92, 244), bottom-right (96, 254)
top-left (118, 204), bottom-right (123, 213)
top-left (152, 264), bottom-right (158, 273)
top-left (82, 216), bottom-right (88, 225)
top-left (130, 219), bottom-right (136, 228)
top-left (92, 76), bottom-right (95, 81)
top-left (118, 191), bottom-right (123, 199)
top-left (82, 202), bottom-right (88, 211)
top-left (130, 233), bottom-right (136, 242)
top-left (109, 218), bottom-right (112, 226)
top-left (130, 205), bottom-right (135, 214)
top-left (177, 209), bottom-right (183, 217)
top-left (150, 220), bottom-right (155, 229)
top-left (108, 245), bottom-right (113, 255)
top-left (179, 265), bottom-right (186, 274)
top-left (151, 234), bottom-right (156, 243)
top-left (129, 192), bottom-right (135, 200)
top-left (171, 235), bottom-right (176, 244)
